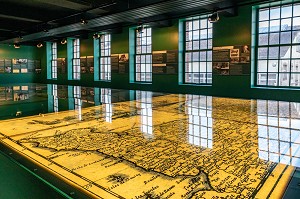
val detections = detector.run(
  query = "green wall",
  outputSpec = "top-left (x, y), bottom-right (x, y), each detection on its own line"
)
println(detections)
top-left (0, 44), bottom-right (42, 84)
top-left (24, 4), bottom-right (300, 102)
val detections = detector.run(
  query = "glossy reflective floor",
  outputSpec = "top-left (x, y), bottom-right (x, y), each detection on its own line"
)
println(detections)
top-left (0, 84), bottom-right (300, 198)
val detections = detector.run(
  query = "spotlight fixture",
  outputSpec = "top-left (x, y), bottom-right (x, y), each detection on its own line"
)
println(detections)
top-left (80, 18), bottom-right (88, 24)
top-left (136, 25), bottom-right (144, 34)
top-left (18, 35), bottom-right (23, 40)
top-left (61, 38), bottom-right (67, 45)
top-left (37, 42), bottom-right (43, 48)
top-left (14, 43), bottom-right (20, 48)
top-left (93, 33), bottom-right (100, 39)
top-left (208, 12), bottom-right (220, 23)
top-left (43, 29), bottom-right (49, 32)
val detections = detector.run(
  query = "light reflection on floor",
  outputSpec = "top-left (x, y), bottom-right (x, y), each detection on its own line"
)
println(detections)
top-left (0, 84), bottom-right (300, 198)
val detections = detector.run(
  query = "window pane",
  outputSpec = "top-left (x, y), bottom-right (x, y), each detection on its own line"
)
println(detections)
top-left (294, 4), bottom-right (300, 17)
top-left (292, 46), bottom-right (300, 58)
top-left (280, 32), bottom-right (291, 44)
top-left (269, 33), bottom-right (279, 44)
top-left (268, 73), bottom-right (278, 86)
top-left (258, 47), bottom-right (268, 59)
top-left (291, 73), bottom-right (300, 86)
top-left (259, 34), bottom-right (269, 45)
top-left (268, 60), bottom-right (278, 72)
top-left (279, 73), bottom-right (290, 86)
top-left (281, 18), bottom-right (291, 31)
top-left (281, 6), bottom-right (292, 18)
top-left (258, 60), bottom-right (268, 72)
top-left (293, 17), bottom-right (300, 30)
top-left (259, 21), bottom-right (269, 33)
top-left (270, 7), bottom-right (280, 20)
top-left (270, 20), bottom-right (280, 32)
top-left (259, 9), bottom-right (269, 21)
top-left (268, 47), bottom-right (279, 59)
top-left (258, 73), bottom-right (267, 85)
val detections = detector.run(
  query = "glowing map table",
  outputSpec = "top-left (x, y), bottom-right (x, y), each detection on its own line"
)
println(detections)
top-left (0, 93), bottom-right (299, 198)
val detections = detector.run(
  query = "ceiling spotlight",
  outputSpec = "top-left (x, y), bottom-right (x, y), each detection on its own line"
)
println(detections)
top-left (136, 25), bottom-right (144, 34)
top-left (80, 18), bottom-right (88, 24)
top-left (18, 35), bottom-right (23, 40)
top-left (43, 29), bottom-right (49, 32)
top-left (208, 12), bottom-right (220, 23)
top-left (37, 42), bottom-right (43, 48)
top-left (61, 38), bottom-right (67, 45)
top-left (14, 43), bottom-right (20, 48)
top-left (93, 33), bottom-right (100, 39)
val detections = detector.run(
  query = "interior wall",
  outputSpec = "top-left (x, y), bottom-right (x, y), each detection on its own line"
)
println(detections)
top-left (0, 44), bottom-right (42, 84)
top-left (31, 4), bottom-right (300, 101)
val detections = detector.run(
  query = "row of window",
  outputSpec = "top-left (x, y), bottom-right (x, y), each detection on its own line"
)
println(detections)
top-left (49, 22), bottom-right (212, 84)
top-left (48, 2), bottom-right (300, 88)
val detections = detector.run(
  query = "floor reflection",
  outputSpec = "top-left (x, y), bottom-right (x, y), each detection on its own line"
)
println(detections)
top-left (186, 95), bottom-right (213, 148)
top-left (258, 100), bottom-right (300, 167)
top-left (136, 90), bottom-right (153, 136)
top-left (100, 88), bottom-right (112, 123)
top-left (0, 84), bottom-right (299, 198)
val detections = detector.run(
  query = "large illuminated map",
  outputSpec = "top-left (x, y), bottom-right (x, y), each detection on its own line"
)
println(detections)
top-left (0, 94), bottom-right (295, 198)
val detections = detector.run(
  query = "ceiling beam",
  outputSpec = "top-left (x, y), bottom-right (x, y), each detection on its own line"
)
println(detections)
top-left (0, 14), bottom-right (42, 23)
top-left (34, 0), bottom-right (91, 11)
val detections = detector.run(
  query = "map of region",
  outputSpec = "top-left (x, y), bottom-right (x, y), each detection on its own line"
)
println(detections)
top-left (0, 94), bottom-right (294, 199)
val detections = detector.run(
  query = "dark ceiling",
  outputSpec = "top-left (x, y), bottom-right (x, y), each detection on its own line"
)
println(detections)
top-left (0, 0), bottom-right (278, 45)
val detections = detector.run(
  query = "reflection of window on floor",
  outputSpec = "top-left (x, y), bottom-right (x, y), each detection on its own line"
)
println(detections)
top-left (74, 86), bottom-right (82, 120)
top-left (53, 84), bottom-right (58, 113)
top-left (257, 100), bottom-right (300, 166)
top-left (136, 91), bottom-right (152, 135)
top-left (186, 94), bottom-right (212, 148)
top-left (100, 88), bottom-right (112, 123)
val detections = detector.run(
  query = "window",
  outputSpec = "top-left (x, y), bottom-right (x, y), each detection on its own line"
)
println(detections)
top-left (185, 17), bottom-right (213, 84)
top-left (51, 42), bottom-right (57, 79)
top-left (256, 3), bottom-right (300, 87)
top-left (73, 38), bottom-right (80, 80)
top-left (99, 34), bottom-right (111, 81)
top-left (136, 91), bottom-right (152, 136)
top-left (136, 27), bottom-right (152, 82)
top-left (257, 100), bottom-right (300, 166)
top-left (186, 95), bottom-right (213, 148)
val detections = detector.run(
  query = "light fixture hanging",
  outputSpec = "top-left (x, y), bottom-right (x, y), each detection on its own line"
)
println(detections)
top-left (61, 38), bottom-right (67, 45)
top-left (136, 25), bottom-right (144, 34)
top-left (37, 42), bottom-right (43, 48)
top-left (208, 12), bottom-right (220, 23)
top-left (80, 18), bottom-right (88, 24)
top-left (93, 33), bottom-right (100, 39)
top-left (14, 43), bottom-right (20, 48)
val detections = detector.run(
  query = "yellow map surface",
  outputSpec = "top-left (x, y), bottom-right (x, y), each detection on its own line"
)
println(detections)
top-left (0, 94), bottom-right (295, 198)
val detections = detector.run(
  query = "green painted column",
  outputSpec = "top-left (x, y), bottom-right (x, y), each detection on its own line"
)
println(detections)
top-left (129, 27), bottom-right (135, 83)
top-left (46, 42), bottom-right (52, 80)
top-left (93, 38), bottom-right (100, 81)
top-left (67, 38), bottom-right (74, 80)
